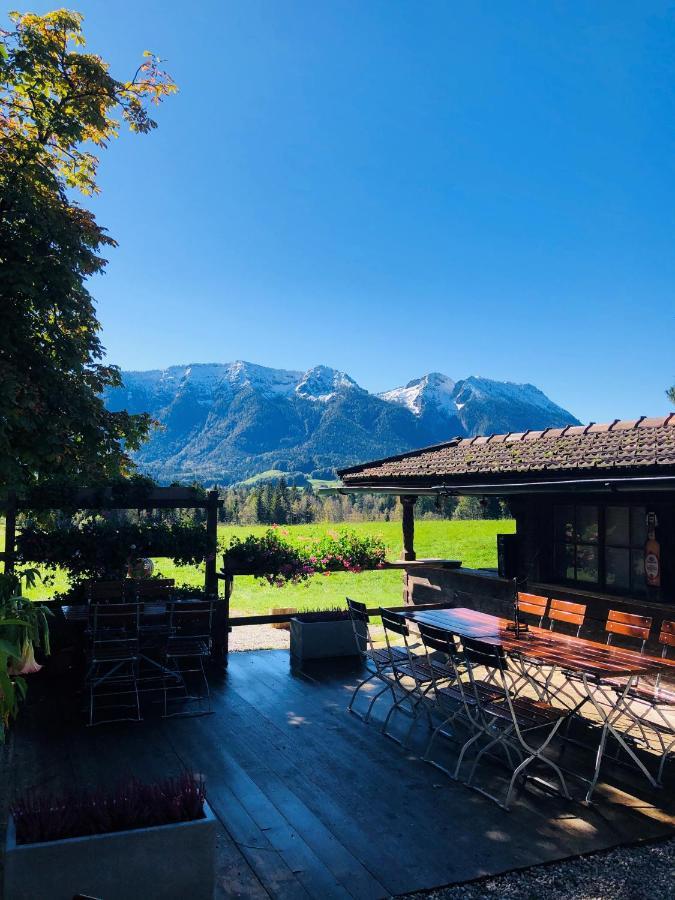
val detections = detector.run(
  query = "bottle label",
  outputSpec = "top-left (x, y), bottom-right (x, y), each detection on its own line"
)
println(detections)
top-left (645, 552), bottom-right (660, 585)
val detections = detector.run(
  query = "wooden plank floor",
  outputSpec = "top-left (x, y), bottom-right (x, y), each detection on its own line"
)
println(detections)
top-left (2, 649), bottom-right (675, 899)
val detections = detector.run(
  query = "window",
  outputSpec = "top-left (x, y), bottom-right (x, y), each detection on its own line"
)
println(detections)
top-left (604, 506), bottom-right (646, 593)
top-left (553, 505), bottom-right (599, 584)
top-left (552, 504), bottom-right (647, 594)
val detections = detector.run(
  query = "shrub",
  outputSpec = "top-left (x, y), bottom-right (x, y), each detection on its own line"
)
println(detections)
top-left (17, 518), bottom-right (211, 581)
top-left (11, 772), bottom-right (206, 844)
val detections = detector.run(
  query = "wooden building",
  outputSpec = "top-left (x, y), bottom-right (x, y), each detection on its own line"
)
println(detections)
top-left (337, 415), bottom-right (675, 640)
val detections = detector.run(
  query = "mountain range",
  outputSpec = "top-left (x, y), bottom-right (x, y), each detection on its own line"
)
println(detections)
top-left (103, 362), bottom-right (580, 485)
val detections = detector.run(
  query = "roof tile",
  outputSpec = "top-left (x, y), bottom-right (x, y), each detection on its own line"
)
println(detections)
top-left (339, 416), bottom-right (675, 485)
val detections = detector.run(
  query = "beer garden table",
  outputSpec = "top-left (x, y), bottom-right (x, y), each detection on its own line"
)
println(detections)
top-left (398, 606), bottom-right (675, 802)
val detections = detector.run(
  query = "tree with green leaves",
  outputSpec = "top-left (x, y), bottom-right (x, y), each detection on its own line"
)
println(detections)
top-left (0, 9), bottom-right (176, 497)
top-left (668, 385), bottom-right (675, 404)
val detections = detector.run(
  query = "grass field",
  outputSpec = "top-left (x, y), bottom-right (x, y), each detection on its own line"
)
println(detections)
top-left (12, 519), bottom-right (514, 614)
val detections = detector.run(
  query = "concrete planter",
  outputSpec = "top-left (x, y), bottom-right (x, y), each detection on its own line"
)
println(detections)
top-left (4, 800), bottom-right (216, 900)
top-left (290, 617), bottom-right (364, 660)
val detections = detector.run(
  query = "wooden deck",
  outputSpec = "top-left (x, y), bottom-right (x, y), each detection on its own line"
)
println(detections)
top-left (2, 649), bottom-right (675, 899)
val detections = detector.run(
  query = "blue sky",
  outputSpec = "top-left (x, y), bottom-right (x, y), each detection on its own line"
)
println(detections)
top-left (28, 1), bottom-right (675, 423)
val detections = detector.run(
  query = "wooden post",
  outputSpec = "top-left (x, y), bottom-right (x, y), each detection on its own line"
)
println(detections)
top-left (3, 491), bottom-right (17, 575)
top-left (401, 495), bottom-right (417, 561)
top-left (204, 489), bottom-right (219, 596)
top-left (212, 573), bottom-right (232, 667)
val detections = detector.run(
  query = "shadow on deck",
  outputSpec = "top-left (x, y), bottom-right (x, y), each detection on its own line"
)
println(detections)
top-left (2, 649), bottom-right (674, 899)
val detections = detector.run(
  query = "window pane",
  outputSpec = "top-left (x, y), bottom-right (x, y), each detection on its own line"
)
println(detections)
top-left (630, 507), bottom-right (647, 548)
top-left (605, 547), bottom-right (630, 590)
top-left (631, 550), bottom-right (646, 592)
top-left (576, 506), bottom-right (598, 544)
top-left (554, 505), bottom-right (574, 541)
top-left (606, 507), bottom-right (629, 547)
top-left (576, 545), bottom-right (598, 583)
top-left (554, 543), bottom-right (575, 580)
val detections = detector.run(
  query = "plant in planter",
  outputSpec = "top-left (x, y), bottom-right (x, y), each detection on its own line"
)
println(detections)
top-left (5, 772), bottom-right (216, 900)
top-left (0, 570), bottom-right (51, 741)
top-left (222, 528), bottom-right (314, 585)
top-left (306, 530), bottom-right (387, 574)
top-left (222, 528), bottom-right (388, 588)
top-left (290, 606), bottom-right (364, 661)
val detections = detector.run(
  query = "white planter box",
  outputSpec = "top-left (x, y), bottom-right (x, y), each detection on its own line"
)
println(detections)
top-left (290, 618), bottom-right (364, 660)
top-left (4, 800), bottom-right (216, 900)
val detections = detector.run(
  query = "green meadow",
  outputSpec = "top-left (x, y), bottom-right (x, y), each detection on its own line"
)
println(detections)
top-left (10, 519), bottom-right (514, 615)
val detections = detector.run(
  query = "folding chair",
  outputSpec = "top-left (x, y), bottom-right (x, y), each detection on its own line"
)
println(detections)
top-left (419, 623), bottom-right (502, 775)
top-left (85, 603), bottom-right (141, 726)
top-left (163, 600), bottom-right (213, 716)
top-left (379, 610), bottom-right (454, 746)
top-left (547, 599), bottom-right (586, 637)
top-left (84, 580), bottom-right (126, 604)
top-left (526, 599), bottom-right (588, 708)
top-left (132, 578), bottom-right (176, 601)
top-left (609, 619), bottom-right (675, 782)
top-left (345, 597), bottom-right (407, 722)
top-left (455, 636), bottom-right (573, 810)
top-left (605, 610), bottom-right (652, 653)
top-left (517, 592), bottom-right (548, 628)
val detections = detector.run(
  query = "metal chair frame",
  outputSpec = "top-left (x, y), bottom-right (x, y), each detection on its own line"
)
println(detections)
top-left (345, 598), bottom-right (406, 722)
top-left (85, 602), bottom-right (142, 726)
top-left (608, 619), bottom-right (675, 783)
top-left (527, 600), bottom-right (589, 710)
top-left (419, 623), bottom-right (503, 775)
top-left (454, 636), bottom-right (575, 810)
top-left (378, 610), bottom-right (451, 746)
top-left (162, 600), bottom-right (214, 717)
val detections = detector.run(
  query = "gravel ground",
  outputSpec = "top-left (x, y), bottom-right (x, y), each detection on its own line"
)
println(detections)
top-left (227, 618), bottom-right (391, 652)
top-left (404, 836), bottom-right (675, 900)
top-left (229, 623), bottom-right (291, 651)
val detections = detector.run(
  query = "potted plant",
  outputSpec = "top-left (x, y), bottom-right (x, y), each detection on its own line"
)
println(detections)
top-left (290, 606), bottom-right (365, 661)
top-left (4, 772), bottom-right (216, 900)
top-left (0, 570), bottom-right (51, 741)
top-left (222, 528), bottom-right (314, 584)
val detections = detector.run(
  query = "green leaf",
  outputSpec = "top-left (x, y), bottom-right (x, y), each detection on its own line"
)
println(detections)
top-left (0, 639), bottom-right (21, 658)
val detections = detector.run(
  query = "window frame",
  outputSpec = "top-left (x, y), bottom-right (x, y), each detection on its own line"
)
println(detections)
top-left (549, 502), bottom-right (647, 596)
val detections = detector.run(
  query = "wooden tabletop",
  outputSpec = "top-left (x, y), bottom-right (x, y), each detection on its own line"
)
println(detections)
top-left (399, 606), bottom-right (675, 679)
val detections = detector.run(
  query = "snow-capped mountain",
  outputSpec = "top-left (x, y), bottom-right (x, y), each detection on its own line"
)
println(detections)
top-left (380, 372), bottom-right (457, 416)
top-left (104, 362), bottom-right (579, 484)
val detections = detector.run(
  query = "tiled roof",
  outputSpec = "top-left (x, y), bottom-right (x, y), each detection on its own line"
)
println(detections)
top-left (338, 415), bottom-right (675, 486)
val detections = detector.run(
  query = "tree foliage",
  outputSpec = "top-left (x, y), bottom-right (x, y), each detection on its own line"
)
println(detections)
top-left (0, 10), bottom-right (176, 496)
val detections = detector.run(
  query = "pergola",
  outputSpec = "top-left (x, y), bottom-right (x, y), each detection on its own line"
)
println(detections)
top-left (0, 486), bottom-right (221, 595)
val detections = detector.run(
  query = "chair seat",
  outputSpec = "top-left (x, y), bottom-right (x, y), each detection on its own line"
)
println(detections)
top-left (369, 646), bottom-right (408, 667)
top-left (438, 680), bottom-right (500, 706)
top-left (607, 678), bottom-right (675, 707)
top-left (166, 637), bottom-right (209, 657)
top-left (484, 695), bottom-right (569, 727)
top-left (394, 654), bottom-right (453, 684)
top-left (89, 645), bottom-right (138, 662)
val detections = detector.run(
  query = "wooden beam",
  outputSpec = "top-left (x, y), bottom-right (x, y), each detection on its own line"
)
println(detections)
top-left (400, 495), bottom-right (417, 561)
top-left (212, 573), bottom-right (233, 666)
top-left (11, 485), bottom-right (211, 512)
top-left (3, 491), bottom-right (16, 574)
top-left (226, 601), bottom-right (453, 627)
top-left (204, 489), bottom-right (219, 596)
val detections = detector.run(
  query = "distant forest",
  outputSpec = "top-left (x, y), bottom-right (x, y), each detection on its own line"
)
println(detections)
top-left (211, 478), bottom-right (510, 525)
